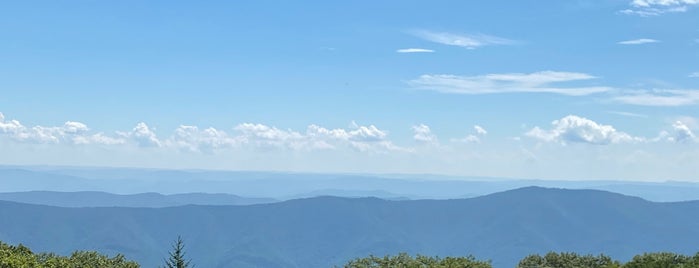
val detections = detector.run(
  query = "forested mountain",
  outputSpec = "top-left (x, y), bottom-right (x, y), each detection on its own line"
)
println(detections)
top-left (1, 187), bottom-right (699, 267)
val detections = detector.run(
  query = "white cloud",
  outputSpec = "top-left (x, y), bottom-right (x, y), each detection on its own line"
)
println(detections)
top-left (411, 30), bottom-right (515, 49)
top-left (526, 115), bottom-right (643, 145)
top-left (689, 72), bottom-right (699, 78)
top-left (233, 123), bottom-right (403, 152)
top-left (396, 48), bottom-right (435, 53)
top-left (168, 125), bottom-right (239, 152)
top-left (474, 125), bottom-right (488, 135)
top-left (617, 38), bottom-right (659, 45)
top-left (0, 113), bottom-right (126, 145)
top-left (0, 112), bottom-right (408, 153)
top-left (613, 89), bottom-right (699, 106)
top-left (412, 124), bottom-right (437, 144)
top-left (73, 133), bottom-right (125, 145)
top-left (668, 121), bottom-right (696, 142)
top-left (121, 122), bottom-right (162, 147)
top-left (0, 112), bottom-right (27, 137)
top-left (622, 0), bottom-right (698, 15)
top-left (452, 125), bottom-right (488, 143)
top-left (410, 71), bottom-right (611, 96)
top-left (607, 111), bottom-right (648, 118)
top-left (452, 135), bottom-right (481, 143)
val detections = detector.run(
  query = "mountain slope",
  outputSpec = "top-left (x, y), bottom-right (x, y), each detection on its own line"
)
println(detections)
top-left (0, 187), bottom-right (698, 267)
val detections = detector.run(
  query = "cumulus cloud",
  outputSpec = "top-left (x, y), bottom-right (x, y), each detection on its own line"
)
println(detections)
top-left (613, 89), bottom-right (699, 106)
top-left (452, 125), bottom-right (488, 143)
top-left (231, 123), bottom-right (403, 152)
top-left (412, 124), bottom-right (437, 144)
top-left (411, 30), bottom-right (515, 49)
top-left (621, 0), bottom-right (699, 16)
top-left (410, 71), bottom-right (611, 96)
top-left (617, 38), bottom-right (659, 45)
top-left (657, 121), bottom-right (698, 143)
top-left (396, 48), bottom-right (435, 53)
top-left (0, 112), bottom-right (409, 153)
top-left (0, 113), bottom-right (125, 145)
top-left (168, 125), bottom-right (239, 152)
top-left (119, 122), bottom-right (161, 147)
top-left (526, 115), bottom-right (642, 145)
top-left (0, 112), bottom-right (27, 138)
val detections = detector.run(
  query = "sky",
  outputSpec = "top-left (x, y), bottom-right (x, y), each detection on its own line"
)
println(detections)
top-left (1, 0), bottom-right (699, 181)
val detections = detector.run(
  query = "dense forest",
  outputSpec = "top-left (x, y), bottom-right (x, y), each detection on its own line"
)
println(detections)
top-left (3, 240), bottom-right (699, 268)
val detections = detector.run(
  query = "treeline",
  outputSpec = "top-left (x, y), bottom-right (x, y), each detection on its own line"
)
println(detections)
top-left (4, 240), bottom-right (699, 268)
top-left (345, 252), bottom-right (699, 268)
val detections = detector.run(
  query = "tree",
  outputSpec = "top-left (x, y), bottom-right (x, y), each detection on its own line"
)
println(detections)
top-left (623, 252), bottom-right (696, 268)
top-left (343, 252), bottom-right (492, 268)
top-left (163, 236), bottom-right (193, 268)
top-left (0, 240), bottom-right (139, 267)
top-left (517, 252), bottom-right (620, 268)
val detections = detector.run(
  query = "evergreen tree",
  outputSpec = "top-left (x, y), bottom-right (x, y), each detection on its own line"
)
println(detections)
top-left (163, 236), bottom-right (192, 268)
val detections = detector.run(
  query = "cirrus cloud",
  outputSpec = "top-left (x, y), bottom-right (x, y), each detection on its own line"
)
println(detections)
top-left (410, 71), bottom-right (612, 96)
top-left (396, 48), bottom-right (435, 53)
top-left (621, 0), bottom-right (699, 16)
top-left (613, 89), bottom-right (699, 106)
top-left (617, 38), bottom-right (659, 45)
top-left (411, 30), bottom-right (515, 49)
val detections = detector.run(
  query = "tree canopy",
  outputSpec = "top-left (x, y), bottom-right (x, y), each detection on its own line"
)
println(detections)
top-left (343, 252), bottom-right (492, 268)
top-left (0, 240), bottom-right (139, 268)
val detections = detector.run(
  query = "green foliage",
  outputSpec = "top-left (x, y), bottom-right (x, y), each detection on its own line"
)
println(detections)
top-left (0, 240), bottom-right (139, 268)
top-left (162, 236), bottom-right (192, 268)
top-left (343, 252), bottom-right (492, 268)
top-left (519, 252), bottom-right (699, 268)
top-left (517, 252), bottom-right (621, 268)
top-left (624, 252), bottom-right (699, 268)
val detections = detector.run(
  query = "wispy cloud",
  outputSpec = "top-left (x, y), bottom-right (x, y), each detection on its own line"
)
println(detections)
top-left (396, 48), bottom-right (435, 53)
top-left (621, 0), bottom-right (698, 16)
top-left (618, 38), bottom-right (659, 45)
top-left (613, 89), bottom-right (699, 106)
top-left (411, 30), bottom-right (515, 49)
top-left (607, 111), bottom-right (648, 118)
top-left (689, 72), bottom-right (699, 78)
top-left (409, 71), bottom-right (611, 96)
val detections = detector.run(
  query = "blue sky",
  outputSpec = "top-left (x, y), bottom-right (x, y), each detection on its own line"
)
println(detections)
top-left (1, 0), bottom-right (699, 181)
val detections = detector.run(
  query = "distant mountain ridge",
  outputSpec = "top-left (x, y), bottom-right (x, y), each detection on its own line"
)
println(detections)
top-left (0, 191), bottom-right (276, 208)
top-left (1, 187), bottom-right (699, 267)
top-left (3, 166), bottom-right (699, 202)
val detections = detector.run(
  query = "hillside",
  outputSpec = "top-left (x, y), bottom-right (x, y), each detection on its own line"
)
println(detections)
top-left (1, 187), bottom-right (698, 267)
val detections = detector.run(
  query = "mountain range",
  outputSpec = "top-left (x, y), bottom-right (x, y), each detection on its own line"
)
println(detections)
top-left (1, 187), bottom-right (698, 267)
top-left (3, 166), bottom-right (699, 202)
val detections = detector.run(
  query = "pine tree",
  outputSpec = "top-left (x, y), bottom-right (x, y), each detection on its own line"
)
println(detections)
top-left (163, 236), bottom-right (192, 268)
